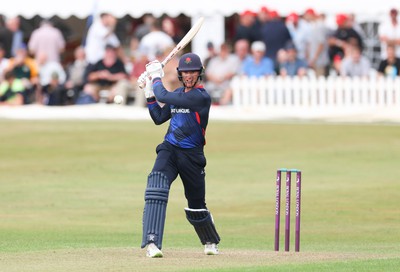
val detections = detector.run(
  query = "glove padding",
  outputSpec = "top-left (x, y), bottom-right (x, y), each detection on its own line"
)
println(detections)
top-left (145, 60), bottom-right (164, 79)
top-left (138, 72), bottom-right (154, 98)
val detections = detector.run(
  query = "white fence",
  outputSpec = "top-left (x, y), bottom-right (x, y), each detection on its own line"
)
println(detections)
top-left (231, 76), bottom-right (400, 109)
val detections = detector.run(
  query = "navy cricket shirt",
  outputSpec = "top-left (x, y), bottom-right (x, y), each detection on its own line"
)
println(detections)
top-left (146, 78), bottom-right (211, 148)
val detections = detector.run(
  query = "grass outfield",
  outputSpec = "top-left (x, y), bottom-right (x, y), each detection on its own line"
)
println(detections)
top-left (0, 120), bottom-right (399, 271)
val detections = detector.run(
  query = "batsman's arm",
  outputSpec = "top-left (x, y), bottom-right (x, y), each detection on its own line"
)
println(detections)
top-left (146, 97), bottom-right (171, 125)
top-left (152, 79), bottom-right (210, 111)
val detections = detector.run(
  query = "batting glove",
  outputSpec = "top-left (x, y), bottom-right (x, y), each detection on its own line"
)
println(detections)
top-left (137, 71), bottom-right (147, 88)
top-left (145, 60), bottom-right (164, 79)
top-left (138, 72), bottom-right (154, 98)
top-left (143, 76), bottom-right (154, 98)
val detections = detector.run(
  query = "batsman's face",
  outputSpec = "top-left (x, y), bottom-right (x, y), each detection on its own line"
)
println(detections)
top-left (182, 71), bottom-right (200, 88)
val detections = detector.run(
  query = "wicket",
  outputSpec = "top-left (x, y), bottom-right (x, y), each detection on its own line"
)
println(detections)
top-left (274, 168), bottom-right (302, 252)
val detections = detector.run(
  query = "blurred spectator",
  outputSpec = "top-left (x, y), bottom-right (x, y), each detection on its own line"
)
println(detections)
top-left (232, 39), bottom-right (251, 76)
top-left (0, 70), bottom-right (25, 106)
top-left (202, 41), bottom-right (218, 84)
top-left (0, 17), bottom-right (13, 58)
top-left (304, 10), bottom-right (330, 77)
top-left (42, 72), bottom-right (68, 106)
top-left (203, 41), bottom-right (217, 72)
top-left (65, 46), bottom-right (88, 103)
top-left (328, 13), bottom-right (364, 66)
top-left (139, 18), bottom-right (174, 61)
top-left (37, 52), bottom-right (66, 87)
top-left (234, 10), bottom-right (261, 45)
top-left (268, 10), bottom-right (280, 21)
top-left (260, 10), bottom-right (292, 65)
top-left (28, 19), bottom-right (65, 63)
top-left (36, 52), bottom-right (67, 105)
top-left (205, 42), bottom-right (241, 104)
top-left (348, 13), bottom-right (366, 40)
top-left (285, 12), bottom-right (308, 60)
top-left (241, 41), bottom-right (275, 77)
top-left (257, 6), bottom-right (271, 27)
top-left (340, 45), bottom-right (371, 77)
top-left (279, 41), bottom-right (308, 77)
top-left (7, 17), bottom-right (24, 57)
top-left (84, 13), bottom-right (120, 65)
top-left (233, 39), bottom-right (251, 64)
top-left (318, 13), bottom-right (332, 34)
top-left (162, 16), bottom-right (181, 44)
top-left (0, 44), bottom-right (10, 81)
top-left (378, 8), bottom-right (400, 59)
top-left (128, 49), bottom-right (148, 106)
top-left (221, 40), bottom-right (275, 106)
top-left (123, 36), bottom-right (140, 74)
top-left (7, 44), bottom-right (38, 82)
top-left (82, 44), bottom-right (130, 103)
top-left (377, 44), bottom-right (400, 77)
top-left (134, 14), bottom-right (156, 41)
top-left (0, 16), bottom-right (24, 58)
top-left (7, 44), bottom-right (39, 103)
top-left (251, 6), bottom-right (268, 41)
top-left (276, 48), bottom-right (288, 73)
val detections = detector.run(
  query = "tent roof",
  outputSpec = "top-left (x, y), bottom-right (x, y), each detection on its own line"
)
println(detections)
top-left (3, 0), bottom-right (397, 21)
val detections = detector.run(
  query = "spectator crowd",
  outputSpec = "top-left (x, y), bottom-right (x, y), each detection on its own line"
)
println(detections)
top-left (1, 6), bottom-right (400, 106)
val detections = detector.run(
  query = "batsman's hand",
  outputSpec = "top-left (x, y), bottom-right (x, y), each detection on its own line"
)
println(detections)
top-left (145, 60), bottom-right (164, 79)
top-left (137, 71), bottom-right (147, 89)
top-left (138, 72), bottom-right (154, 98)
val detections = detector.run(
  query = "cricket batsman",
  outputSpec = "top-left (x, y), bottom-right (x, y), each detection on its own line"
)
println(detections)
top-left (138, 53), bottom-right (221, 258)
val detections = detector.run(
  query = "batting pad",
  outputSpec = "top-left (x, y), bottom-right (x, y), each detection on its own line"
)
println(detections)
top-left (141, 172), bottom-right (170, 249)
top-left (185, 208), bottom-right (221, 245)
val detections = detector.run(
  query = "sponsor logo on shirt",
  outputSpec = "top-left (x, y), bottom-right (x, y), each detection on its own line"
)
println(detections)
top-left (171, 108), bottom-right (191, 114)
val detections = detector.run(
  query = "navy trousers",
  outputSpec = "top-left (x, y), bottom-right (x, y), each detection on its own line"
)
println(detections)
top-left (151, 141), bottom-right (207, 209)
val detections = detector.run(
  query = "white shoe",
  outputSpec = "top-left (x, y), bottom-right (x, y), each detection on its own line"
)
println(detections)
top-left (146, 243), bottom-right (163, 258)
top-left (204, 243), bottom-right (219, 255)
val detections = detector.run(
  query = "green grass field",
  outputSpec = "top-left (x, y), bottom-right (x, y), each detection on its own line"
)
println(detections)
top-left (1, 119), bottom-right (400, 271)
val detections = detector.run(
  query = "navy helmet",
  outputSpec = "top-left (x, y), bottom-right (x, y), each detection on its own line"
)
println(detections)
top-left (177, 53), bottom-right (204, 76)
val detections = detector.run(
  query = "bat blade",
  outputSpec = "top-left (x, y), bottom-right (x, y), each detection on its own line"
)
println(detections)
top-left (138, 17), bottom-right (205, 89)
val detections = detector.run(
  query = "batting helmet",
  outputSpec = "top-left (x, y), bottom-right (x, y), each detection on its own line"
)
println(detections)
top-left (177, 53), bottom-right (204, 82)
top-left (177, 53), bottom-right (203, 72)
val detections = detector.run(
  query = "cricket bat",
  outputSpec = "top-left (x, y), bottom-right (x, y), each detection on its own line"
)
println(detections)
top-left (138, 16), bottom-right (205, 88)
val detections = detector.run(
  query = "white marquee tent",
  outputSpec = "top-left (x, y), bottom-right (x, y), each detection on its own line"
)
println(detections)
top-left (3, 0), bottom-right (397, 19)
top-left (2, 0), bottom-right (398, 58)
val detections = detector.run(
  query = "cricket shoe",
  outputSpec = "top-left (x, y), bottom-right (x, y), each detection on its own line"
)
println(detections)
top-left (204, 243), bottom-right (219, 255)
top-left (146, 243), bottom-right (163, 258)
